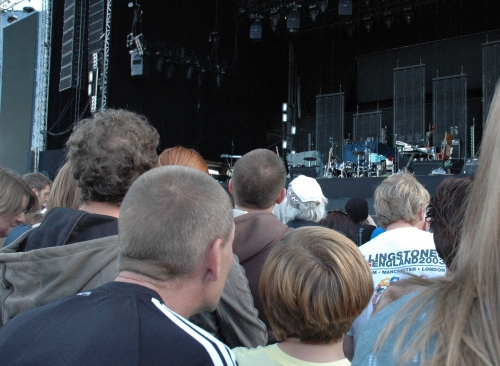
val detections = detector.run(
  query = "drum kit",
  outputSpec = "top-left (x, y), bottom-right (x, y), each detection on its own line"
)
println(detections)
top-left (322, 137), bottom-right (390, 178)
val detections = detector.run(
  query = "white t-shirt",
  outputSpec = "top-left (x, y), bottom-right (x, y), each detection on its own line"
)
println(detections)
top-left (347, 227), bottom-right (446, 347)
top-left (360, 227), bottom-right (446, 309)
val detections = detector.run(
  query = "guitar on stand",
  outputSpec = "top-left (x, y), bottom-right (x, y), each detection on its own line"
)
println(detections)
top-left (441, 131), bottom-right (454, 172)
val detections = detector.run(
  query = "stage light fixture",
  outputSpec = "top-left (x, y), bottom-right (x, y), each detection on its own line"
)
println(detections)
top-left (363, 14), bottom-right (373, 33)
top-left (309, 5), bottom-right (318, 21)
top-left (291, 126), bottom-right (296, 135)
top-left (250, 18), bottom-right (263, 39)
top-left (282, 113), bottom-right (288, 122)
top-left (282, 141), bottom-right (288, 149)
top-left (166, 64), bottom-right (175, 78)
top-left (287, 8), bottom-right (300, 32)
top-left (23, 6), bottom-right (35, 13)
top-left (404, 7), bottom-right (413, 24)
top-left (338, 0), bottom-right (352, 16)
top-left (186, 65), bottom-right (194, 79)
top-left (282, 103), bottom-right (288, 113)
top-left (7, 14), bottom-right (18, 23)
top-left (319, 0), bottom-right (328, 13)
top-left (269, 9), bottom-right (279, 32)
top-left (345, 20), bottom-right (354, 37)
top-left (383, 11), bottom-right (394, 29)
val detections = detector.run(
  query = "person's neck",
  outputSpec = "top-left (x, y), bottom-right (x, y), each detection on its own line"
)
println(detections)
top-left (114, 271), bottom-right (203, 319)
top-left (234, 204), bottom-right (274, 213)
top-left (385, 219), bottom-right (418, 231)
top-left (278, 337), bottom-right (346, 363)
top-left (79, 201), bottom-right (121, 218)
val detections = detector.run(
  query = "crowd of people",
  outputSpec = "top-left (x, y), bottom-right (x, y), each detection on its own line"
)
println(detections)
top-left (0, 83), bottom-right (499, 365)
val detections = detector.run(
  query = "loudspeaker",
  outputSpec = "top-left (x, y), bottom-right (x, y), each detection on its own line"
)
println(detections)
top-left (451, 140), bottom-right (462, 159)
top-left (408, 161), bottom-right (443, 175)
top-left (289, 167), bottom-right (317, 179)
top-left (463, 158), bottom-right (479, 174)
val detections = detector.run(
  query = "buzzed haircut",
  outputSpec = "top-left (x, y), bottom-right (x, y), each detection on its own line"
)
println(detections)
top-left (260, 226), bottom-right (373, 343)
top-left (426, 177), bottom-right (473, 270)
top-left (66, 109), bottom-right (159, 205)
top-left (21, 173), bottom-right (51, 192)
top-left (374, 173), bottom-right (430, 229)
top-left (118, 166), bottom-right (234, 281)
top-left (231, 149), bottom-right (286, 210)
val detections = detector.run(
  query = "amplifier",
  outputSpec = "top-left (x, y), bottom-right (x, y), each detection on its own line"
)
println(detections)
top-left (408, 161), bottom-right (443, 175)
top-left (289, 167), bottom-right (317, 179)
top-left (463, 158), bottom-right (479, 174)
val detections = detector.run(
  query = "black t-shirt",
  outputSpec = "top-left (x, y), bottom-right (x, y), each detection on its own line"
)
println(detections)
top-left (0, 282), bottom-right (236, 365)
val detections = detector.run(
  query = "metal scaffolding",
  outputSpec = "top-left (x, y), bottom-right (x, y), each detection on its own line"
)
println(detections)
top-left (31, 0), bottom-right (52, 171)
top-left (101, 0), bottom-right (112, 111)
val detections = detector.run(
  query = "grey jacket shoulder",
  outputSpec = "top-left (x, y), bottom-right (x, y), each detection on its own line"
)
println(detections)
top-left (0, 235), bottom-right (119, 325)
top-left (190, 254), bottom-right (267, 348)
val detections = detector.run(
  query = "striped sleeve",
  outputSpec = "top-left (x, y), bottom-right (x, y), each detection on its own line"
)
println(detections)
top-left (151, 298), bottom-right (236, 366)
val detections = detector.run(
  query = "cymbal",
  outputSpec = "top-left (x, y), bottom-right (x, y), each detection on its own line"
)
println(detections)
top-left (303, 157), bottom-right (317, 161)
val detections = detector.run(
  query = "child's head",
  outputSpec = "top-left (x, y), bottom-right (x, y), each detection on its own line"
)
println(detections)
top-left (259, 226), bottom-right (373, 343)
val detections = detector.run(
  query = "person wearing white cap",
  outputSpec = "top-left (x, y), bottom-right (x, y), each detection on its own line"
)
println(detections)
top-left (273, 175), bottom-right (328, 228)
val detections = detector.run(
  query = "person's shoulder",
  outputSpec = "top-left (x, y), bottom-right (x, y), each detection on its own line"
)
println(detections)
top-left (232, 345), bottom-right (275, 366)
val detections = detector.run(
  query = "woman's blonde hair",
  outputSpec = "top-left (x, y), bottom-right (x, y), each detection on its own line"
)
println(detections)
top-left (46, 162), bottom-right (81, 211)
top-left (376, 81), bottom-right (500, 365)
top-left (259, 226), bottom-right (373, 343)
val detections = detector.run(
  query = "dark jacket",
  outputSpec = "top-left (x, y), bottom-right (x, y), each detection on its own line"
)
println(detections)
top-left (232, 210), bottom-right (293, 343)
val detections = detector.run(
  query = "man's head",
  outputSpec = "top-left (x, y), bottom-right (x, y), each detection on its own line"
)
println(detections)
top-left (345, 196), bottom-right (369, 224)
top-left (66, 109), bottom-right (159, 205)
top-left (374, 173), bottom-right (430, 229)
top-left (426, 177), bottom-right (473, 271)
top-left (259, 226), bottom-right (373, 343)
top-left (22, 173), bottom-right (51, 210)
top-left (118, 166), bottom-right (234, 312)
top-left (230, 148), bottom-right (287, 210)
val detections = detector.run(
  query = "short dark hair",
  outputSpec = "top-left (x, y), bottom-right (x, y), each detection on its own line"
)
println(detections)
top-left (259, 227), bottom-right (373, 343)
top-left (118, 166), bottom-right (234, 280)
top-left (21, 172), bottom-right (51, 192)
top-left (231, 149), bottom-right (286, 210)
top-left (345, 196), bottom-right (369, 223)
top-left (426, 177), bottom-right (473, 270)
top-left (66, 109), bottom-right (159, 204)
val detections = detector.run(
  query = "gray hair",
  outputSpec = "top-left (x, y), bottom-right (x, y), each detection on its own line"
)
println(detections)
top-left (118, 166), bottom-right (234, 281)
top-left (273, 196), bottom-right (328, 224)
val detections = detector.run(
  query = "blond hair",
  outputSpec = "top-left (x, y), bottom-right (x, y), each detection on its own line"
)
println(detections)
top-left (374, 172), bottom-right (429, 229)
top-left (46, 162), bottom-right (81, 211)
top-left (259, 226), bottom-right (373, 343)
top-left (375, 81), bottom-right (500, 366)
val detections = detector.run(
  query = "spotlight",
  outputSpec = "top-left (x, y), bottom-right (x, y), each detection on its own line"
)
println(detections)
top-left (338, 0), bottom-right (352, 16)
top-left (319, 0), bottom-right (328, 13)
top-left (186, 64), bottom-right (194, 79)
top-left (282, 103), bottom-right (288, 113)
top-left (383, 11), bottom-right (394, 29)
top-left (287, 8), bottom-right (300, 32)
top-left (282, 141), bottom-right (288, 149)
top-left (309, 5), bottom-right (318, 22)
top-left (345, 20), bottom-right (354, 37)
top-left (363, 14), bottom-right (373, 33)
top-left (291, 126), bottom-right (296, 135)
top-left (404, 7), bottom-right (413, 24)
top-left (269, 9), bottom-right (279, 32)
top-left (282, 113), bottom-right (288, 122)
top-left (23, 6), bottom-right (35, 13)
top-left (166, 64), bottom-right (175, 78)
top-left (7, 14), bottom-right (18, 23)
top-left (250, 18), bottom-right (263, 39)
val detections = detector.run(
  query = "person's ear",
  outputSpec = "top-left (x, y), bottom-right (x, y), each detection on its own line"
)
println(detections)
top-left (228, 179), bottom-right (234, 195)
top-left (276, 187), bottom-right (286, 204)
top-left (204, 238), bottom-right (224, 283)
